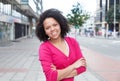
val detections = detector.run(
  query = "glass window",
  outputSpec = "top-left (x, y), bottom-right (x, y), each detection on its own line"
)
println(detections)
top-left (21, 14), bottom-right (28, 22)
top-left (3, 4), bottom-right (8, 14)
top-left (0, 2), bottom-right (1, 12)
top-left (0, 2), bottom-right (3, 13)
top-left (21, 0), bottom-right (28, 2)
top-left (7, 4), bottom-right (11, 15)
top-left (0, 1), bottom-right (12, 15)
top-left (12, 9), bottom-right (21, 18)
top-left (29, 0), bottom-right (36, 12)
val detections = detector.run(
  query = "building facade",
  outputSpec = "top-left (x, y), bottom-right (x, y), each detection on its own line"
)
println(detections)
top-left (0, 0), bottom-right (43, 46)
top-left (95, 0), bottom-right (120, 36)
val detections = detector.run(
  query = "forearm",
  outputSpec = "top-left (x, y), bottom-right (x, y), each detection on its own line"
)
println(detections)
top-left (64, 69), bottom-right (77, 78)
top-left (64, 66), bottom-right (86, 78)
top-left (57, 65), bottom-right (75, 81)
top-left (56, 58), bottom-right (86, 81)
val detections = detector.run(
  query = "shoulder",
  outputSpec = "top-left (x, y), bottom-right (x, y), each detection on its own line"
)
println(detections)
top-left (39, 41), bottom-right (50, 50)
top-left (38, 41), bottom-right (52, 56)
top-left (65, 36), bottom-right (78, 43)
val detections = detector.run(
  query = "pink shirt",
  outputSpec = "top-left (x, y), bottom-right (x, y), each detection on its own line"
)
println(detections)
top-left (39, 37), bottom-right (86, 81)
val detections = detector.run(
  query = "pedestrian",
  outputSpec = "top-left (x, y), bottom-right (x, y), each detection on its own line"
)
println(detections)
top-left (35, 8), bottom-right (87, 81)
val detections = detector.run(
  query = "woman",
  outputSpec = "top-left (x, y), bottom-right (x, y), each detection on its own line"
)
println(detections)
top-left (36, 8), bottom-right (87, 81)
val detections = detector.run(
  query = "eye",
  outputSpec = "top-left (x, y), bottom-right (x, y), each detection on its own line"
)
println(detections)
top-left (53, 23), bottom-right (58, 27)
top-left (45, 26), bottom-right (50, 30)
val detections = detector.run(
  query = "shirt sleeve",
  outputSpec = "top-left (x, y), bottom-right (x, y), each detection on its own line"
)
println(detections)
top-left (39, 43), bottom-right (58, 81)
top-left (76, 66), bottom-right (86, 74)
top-left (71, 37), bottom-right (86, 74)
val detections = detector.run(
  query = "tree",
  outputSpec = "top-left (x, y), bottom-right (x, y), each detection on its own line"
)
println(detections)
top-left (67, 2), bottom-right (89, 29)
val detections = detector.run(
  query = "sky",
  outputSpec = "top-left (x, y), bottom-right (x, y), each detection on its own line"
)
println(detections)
top-left (43, 0), bottom-right (97, 16)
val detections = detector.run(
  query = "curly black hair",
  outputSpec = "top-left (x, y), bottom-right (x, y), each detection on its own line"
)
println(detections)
top-left (35, 8), bottom-right (70, 42)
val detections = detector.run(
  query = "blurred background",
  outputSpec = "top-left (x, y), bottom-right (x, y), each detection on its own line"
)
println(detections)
top-left (0, 0), bottom-right (120, 45)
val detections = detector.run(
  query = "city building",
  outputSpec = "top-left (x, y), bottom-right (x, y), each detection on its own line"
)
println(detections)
top-left (82, 15), bottom-right (96, 36)
top-left (95, 0), bottom-right (120, 36)
top-left (0, 0), bottom-right (43, 46)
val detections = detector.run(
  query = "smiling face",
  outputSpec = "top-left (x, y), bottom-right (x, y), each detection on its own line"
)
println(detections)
top-left (43, 17), bottom-right (61, 40)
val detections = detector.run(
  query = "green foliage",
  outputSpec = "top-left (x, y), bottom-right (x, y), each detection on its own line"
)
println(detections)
top-left (67, 2), bottom-right (90, 28)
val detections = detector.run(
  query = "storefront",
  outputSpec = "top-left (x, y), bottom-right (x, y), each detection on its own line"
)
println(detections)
top-left (0, 14), bottom-right (13, 46)
top-left (0, 13), bottom-right (29, 46)
top-left (0, 0), bottom-right (38, 46)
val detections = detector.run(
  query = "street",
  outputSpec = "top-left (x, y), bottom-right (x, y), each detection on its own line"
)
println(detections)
top-left (75, 35), bottom-right (120, 81)
top-left (0, 36), bottom-right (120, 81)
top-left (0, 36), bottom-right (103, 81)
top-left (77, 36), bottom-right (120, 60)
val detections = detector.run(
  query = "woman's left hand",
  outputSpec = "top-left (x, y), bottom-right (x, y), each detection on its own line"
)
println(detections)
top-left (51, 64), bottom-right (56, 70)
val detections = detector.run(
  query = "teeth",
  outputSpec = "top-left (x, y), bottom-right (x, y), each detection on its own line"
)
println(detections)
top-left (52, 32), bottom-right (57, 35)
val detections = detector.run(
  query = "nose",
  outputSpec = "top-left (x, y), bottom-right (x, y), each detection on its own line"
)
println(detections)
top-left (50, 26), bottom-right (55, 31)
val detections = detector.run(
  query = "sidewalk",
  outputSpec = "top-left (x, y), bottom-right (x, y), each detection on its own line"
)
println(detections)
top-left (81, 46), bottom-right (120, 81)
top-left (92, 35), bottom-right (120, 40)
top-left (0, 36), bottom-right (105, 81)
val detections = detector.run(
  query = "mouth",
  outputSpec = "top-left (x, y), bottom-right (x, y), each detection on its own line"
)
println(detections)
top-left (51, 32), bottom-right (57, 36)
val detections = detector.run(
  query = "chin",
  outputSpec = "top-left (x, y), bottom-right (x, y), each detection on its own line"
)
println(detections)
top-left (50, 36), bottom-right (60, 40)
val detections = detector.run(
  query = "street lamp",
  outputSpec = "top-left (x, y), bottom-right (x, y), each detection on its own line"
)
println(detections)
top-left (113, 0), bottom-right (116, 38)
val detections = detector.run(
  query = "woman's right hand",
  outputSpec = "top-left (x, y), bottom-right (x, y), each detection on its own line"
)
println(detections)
top-left (72, 58), bottom-right (86, 69)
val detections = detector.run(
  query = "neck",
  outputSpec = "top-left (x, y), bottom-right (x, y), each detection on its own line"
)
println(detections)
top-left (50, 37), bottom-right (64, 45)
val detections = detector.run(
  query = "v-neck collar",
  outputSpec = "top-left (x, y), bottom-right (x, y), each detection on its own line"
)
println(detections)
top-left (47, 38), bottom-right (70, 58)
